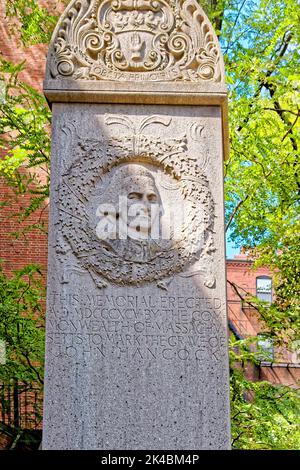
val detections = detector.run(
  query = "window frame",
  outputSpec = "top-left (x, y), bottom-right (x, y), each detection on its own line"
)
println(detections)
top-left (256, 275), bottom-right (273, 303)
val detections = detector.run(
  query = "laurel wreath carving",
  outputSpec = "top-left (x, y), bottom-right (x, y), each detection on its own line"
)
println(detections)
top-left (55, 115), bottom-right (215, 288)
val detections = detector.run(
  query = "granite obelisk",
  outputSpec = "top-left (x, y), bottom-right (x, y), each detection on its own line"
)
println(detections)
top-left (43, 0), bottom-right (231, 450)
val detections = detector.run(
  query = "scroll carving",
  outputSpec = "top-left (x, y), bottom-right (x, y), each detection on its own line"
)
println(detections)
top-left (48, 0), bottom-right (224, 83)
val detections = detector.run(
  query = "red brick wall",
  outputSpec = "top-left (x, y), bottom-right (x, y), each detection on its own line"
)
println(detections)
top-left (226, 256), bottom-right (271, 337)
top-left (226, 255), bottom-right (300, 385)
top-left (0, 174), bottom-right (48, 273)
top-left (0, 1), bottom-right (51, 274)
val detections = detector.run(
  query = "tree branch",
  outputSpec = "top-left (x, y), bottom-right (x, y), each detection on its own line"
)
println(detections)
top-left (237, 33), bottom-right (293, 133)
top-left (263, 108), bottom-right (300, 117)
top-left (226, 195), bottom-right (249, 232)
top-left (227, 279), bottom-right (261, 313)
top-left (225, 0), bottom-right (248, 54)
top-left (21, 353), bottom-right (44, 385)
top-left (281, 111), bottom-right (300, 143)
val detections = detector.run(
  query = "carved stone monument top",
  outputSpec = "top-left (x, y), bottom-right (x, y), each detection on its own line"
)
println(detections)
top-left (47, 0), bottom-right (224, 83)
top-left (44, 0), bottom-right (227, 113)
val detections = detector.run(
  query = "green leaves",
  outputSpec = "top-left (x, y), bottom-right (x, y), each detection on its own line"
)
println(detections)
top-left (4, 0), bottom-right (58, 46)
top-left (230, 336), bottom-right (300, 449)
top-left (220, 0), bottom-right (300, 350)
top-left (0, 58), bottom-right (51, 233)
top-left (0, 264), bottom-right (45, 386)
top-left (0, 147), bottom-right (27, 177)
top-left (201, 0), bottom-right (300, 449)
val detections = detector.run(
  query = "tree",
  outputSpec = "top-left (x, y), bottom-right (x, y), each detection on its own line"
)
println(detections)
top-left (0, 0), bottom-right (299, 449)
top-left (205, 0), bottom-right (300, 448)
top-left (0, 59), bottom-right (50, 234)
top-left (0, 264), bottom-right (44, 448)
top-left (218, 0), bottom-right (299, 343)
top-left (230, 336), bottom-right (300, 450)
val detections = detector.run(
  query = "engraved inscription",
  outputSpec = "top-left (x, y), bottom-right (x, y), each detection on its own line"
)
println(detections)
top-left (47, 292), bottom-right (226, 362)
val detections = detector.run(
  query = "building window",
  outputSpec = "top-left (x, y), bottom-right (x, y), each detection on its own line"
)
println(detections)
top-left (256, 276), bottom-right (272, 303)
top-left (291, 340), bottom-right (300, 364)
top-left (257, 334), bottom-right (274, 362)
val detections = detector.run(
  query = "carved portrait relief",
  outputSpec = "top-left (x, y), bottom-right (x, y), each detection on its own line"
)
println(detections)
top-left (56, 114), bottom-right (216, 289)
top-left (93, 163), bottom-right (170, 263)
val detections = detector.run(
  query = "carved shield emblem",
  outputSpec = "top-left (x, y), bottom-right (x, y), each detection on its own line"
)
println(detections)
top-left (49, 0), bottom-right (223, 82)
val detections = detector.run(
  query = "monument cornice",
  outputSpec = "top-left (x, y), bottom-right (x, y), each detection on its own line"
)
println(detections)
top-left (44, 0), bottom-right (229, 158)
top-left (44, 79), bottom-right (227, 102)
top-left (44, 80), bottom-right (229, 159)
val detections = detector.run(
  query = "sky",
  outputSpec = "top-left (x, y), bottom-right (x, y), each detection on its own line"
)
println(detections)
top-left (226, 238), bottom-right (240, 259)
top-left (226, 226), bottom-right (241, 259)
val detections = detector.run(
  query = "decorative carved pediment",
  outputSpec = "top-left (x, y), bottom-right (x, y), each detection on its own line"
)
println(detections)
top-left (47, 0), bottom-right (225, 83)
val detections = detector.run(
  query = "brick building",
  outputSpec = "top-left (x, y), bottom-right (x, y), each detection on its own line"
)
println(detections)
top-left (0, 1), bottom-right (299, 448)
top-left (227, 254), bottom-right (300, 387)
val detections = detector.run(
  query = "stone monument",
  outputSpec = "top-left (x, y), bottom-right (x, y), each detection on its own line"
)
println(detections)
top-left (43, 0), bottom-right (231, 450)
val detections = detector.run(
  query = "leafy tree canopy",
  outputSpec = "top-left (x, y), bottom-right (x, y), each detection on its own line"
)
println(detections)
top-left (204, 0), bottom-right (300, 345)
top-left (230, 336), bottom-right (300, 450)
top-left (0, 264), bottom-right (44, 385)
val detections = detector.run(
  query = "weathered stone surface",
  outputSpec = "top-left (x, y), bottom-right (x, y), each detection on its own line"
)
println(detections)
top-left (46, 0), bottom-right (225, 84)
top-left (43, 0), bottom-right (231, 450)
